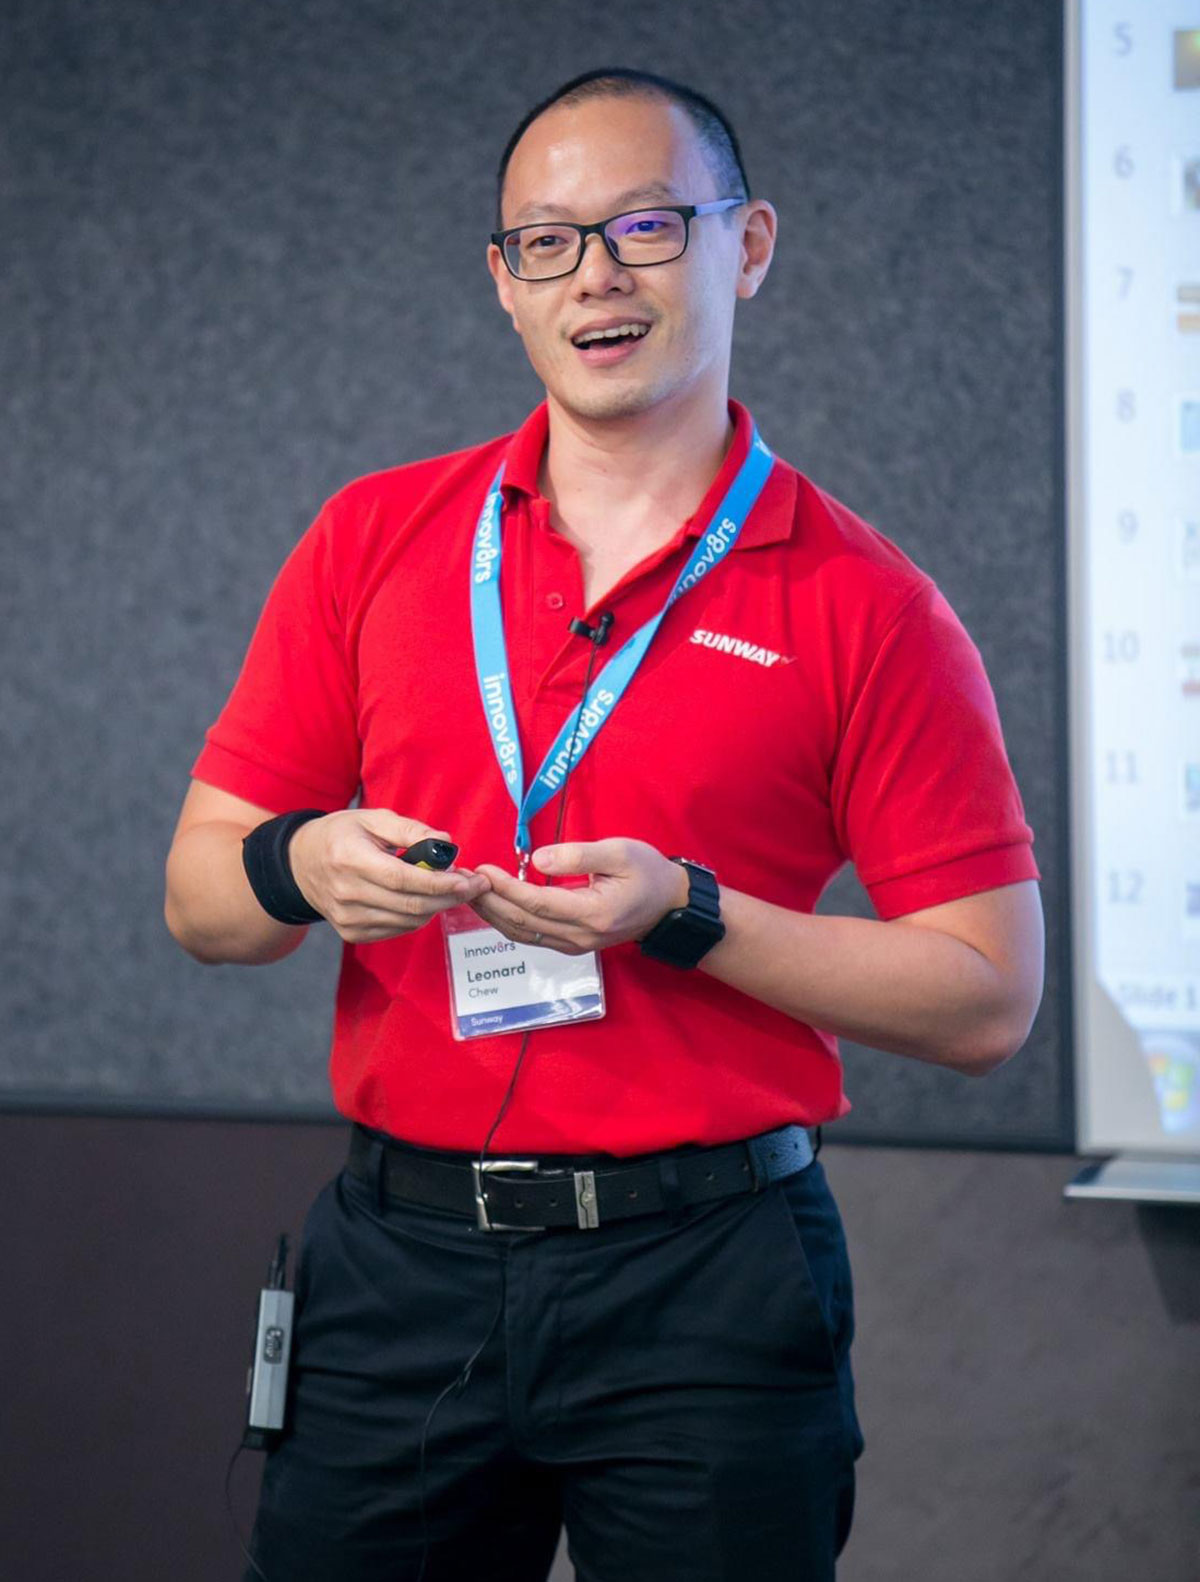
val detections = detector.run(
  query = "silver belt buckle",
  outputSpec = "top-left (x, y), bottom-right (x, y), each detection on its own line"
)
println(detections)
top-left (472, 1160), bottom-right (601, 1231)
top-left (472, 1159), bottom-right (541, 1231)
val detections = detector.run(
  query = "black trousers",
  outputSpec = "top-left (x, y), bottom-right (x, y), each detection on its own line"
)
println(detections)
top-left (245, 1145), bottom-right (864, 1582)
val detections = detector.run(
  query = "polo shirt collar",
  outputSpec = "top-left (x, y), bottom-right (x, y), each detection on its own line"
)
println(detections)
top-left (499, 397), bottom-right (794, 550)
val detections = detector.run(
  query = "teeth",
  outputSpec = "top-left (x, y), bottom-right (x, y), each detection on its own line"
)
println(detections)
top-left (575, 324), bottom-right (650, 346)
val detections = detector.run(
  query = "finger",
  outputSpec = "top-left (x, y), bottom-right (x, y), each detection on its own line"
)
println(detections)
top-left (471, 888), bottom-right (589, 942)
top-left (349, 873), bottom-right (490, 921)
top-left (366, 857), bottom-right (490, 899)
top-left (474, 865), bottom-right (592, 925)
top-left (531, 839), bottom-right (628, 878)
top-left (335, 829), bottom-right (482, 895)
top-left (355, 808), bottom-right (452, 851)
top-left (469, 890), bottom-right (543, 936)
top-left (329, 894), bottom-right (468, 942)
top-left (338, 812), bottom-right (486, 896)
top-left (334, 899), bottom-right (440, 931)
top-left (333, 886), bottom-right (479, 929)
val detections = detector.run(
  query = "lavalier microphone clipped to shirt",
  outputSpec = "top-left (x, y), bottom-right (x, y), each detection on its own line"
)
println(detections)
top-left (567, 610), bottom-right (615, 646)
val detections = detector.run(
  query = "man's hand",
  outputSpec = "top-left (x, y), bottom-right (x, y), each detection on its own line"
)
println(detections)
top-left (472, 839), bottom-right (689, 954)
top-left (288, 809), bottom-right (490, 944)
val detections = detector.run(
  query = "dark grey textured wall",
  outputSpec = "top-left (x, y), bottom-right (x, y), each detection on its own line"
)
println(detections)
top-left (2, 0), bottom-right (1066, 1144)
top-left (4, 16), bottom-right (1194, 1576)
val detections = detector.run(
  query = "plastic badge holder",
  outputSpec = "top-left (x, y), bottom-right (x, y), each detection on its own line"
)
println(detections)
top-left (441, 905), bottom-right (605, 1040)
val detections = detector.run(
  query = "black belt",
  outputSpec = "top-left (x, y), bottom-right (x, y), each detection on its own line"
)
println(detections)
top-left (346, 1122), bottom-right (815, 1233)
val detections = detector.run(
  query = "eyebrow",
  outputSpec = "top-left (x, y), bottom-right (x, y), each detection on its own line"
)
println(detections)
top-left (509, 182), bottom-right (684, 224)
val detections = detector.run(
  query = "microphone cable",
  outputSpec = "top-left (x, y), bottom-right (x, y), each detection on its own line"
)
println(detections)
top-left (225, 1444), bottom-right (273, 1581)
top-left (414, 609), bottom-right (614, 1582)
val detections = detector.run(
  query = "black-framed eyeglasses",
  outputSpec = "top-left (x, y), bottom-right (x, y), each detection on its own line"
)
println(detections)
top-left (491, 198), bottom-right (746, 282)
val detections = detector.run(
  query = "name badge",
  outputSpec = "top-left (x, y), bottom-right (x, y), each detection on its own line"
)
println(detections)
top-left (441, 908), bottom-right (605, 1040)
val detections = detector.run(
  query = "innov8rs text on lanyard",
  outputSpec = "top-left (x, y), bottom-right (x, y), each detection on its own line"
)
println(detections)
top-left (440, 420), bottom-right (776, 1040)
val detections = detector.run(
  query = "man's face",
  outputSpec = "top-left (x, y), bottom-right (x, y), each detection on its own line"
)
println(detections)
top-left (487, 95), bottom-right (761, 423)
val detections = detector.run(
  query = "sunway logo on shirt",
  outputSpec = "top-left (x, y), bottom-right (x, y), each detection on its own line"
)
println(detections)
top-left (689, 629), bottom-right (794, 668)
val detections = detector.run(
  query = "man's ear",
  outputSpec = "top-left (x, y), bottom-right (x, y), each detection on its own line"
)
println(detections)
top-left (487, 243), bottom-right (520, 331)
top-left (735, 200), bottom-right (777, 301)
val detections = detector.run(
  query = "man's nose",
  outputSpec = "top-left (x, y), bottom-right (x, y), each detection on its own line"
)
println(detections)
top-left (572, 232), bottom-right (632, 292)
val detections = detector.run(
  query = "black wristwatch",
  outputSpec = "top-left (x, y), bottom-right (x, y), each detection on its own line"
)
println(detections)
top-left (638, 858), bottom-right (725, 969)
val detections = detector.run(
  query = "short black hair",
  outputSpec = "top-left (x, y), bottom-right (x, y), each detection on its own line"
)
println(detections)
top-left (495, 67), bottom-right (750, 230)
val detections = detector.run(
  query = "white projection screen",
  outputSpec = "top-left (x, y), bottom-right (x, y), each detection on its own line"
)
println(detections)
top-left (1067, 1), bottom-right (1200, 1161)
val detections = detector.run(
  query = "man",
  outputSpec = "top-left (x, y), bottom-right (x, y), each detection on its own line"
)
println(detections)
top-left (166, 67), bottom-right (1044, 1582)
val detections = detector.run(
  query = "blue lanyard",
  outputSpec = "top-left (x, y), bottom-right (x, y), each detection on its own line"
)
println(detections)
top-left (470, 422), bottom-right (776, 860)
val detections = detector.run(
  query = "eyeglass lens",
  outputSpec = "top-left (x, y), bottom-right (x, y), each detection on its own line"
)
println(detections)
top-left (505, 210), bottom-right (688, 279)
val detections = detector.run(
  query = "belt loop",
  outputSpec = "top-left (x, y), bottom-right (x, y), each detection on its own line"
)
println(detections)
top-left (744, 1136), bottom-right (768, 1192)
top-left (812, 1125), bottom-right (823, 1159)
top-left (368, 1137), bottom-right (386, 1213)
top-left (657, 1153), bottom-right (684, 1216)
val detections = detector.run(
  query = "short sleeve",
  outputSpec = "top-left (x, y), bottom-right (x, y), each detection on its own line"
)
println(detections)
top-left (190, 503), bottom-right (362, 813)
top-left (829, 580), bottom-right (1039, 920)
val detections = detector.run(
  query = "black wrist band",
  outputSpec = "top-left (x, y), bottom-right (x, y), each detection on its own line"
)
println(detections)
top-left (242, 809), bottom-right (327, 925)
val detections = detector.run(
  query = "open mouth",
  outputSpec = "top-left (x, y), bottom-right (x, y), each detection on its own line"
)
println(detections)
top-left (570, 322), bottom-right (652, 365)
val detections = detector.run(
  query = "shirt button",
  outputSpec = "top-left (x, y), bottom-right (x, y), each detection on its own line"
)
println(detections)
top-left (545, 592), bottom-right (565, 610)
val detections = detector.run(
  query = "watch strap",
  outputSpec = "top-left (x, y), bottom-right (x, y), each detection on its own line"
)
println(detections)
top-left (639, 857), bottom-right (725, 969)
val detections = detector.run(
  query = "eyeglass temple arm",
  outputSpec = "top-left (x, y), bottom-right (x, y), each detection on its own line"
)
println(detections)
top-left (692, 197), bottom-right (747, 215)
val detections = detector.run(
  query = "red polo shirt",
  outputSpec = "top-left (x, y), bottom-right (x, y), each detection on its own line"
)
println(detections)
top-left (192, 398), bottom-right (1039, 1154)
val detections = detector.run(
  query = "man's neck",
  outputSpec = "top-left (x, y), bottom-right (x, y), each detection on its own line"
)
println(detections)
top-left (537, 388), bottom-right (735, 549)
